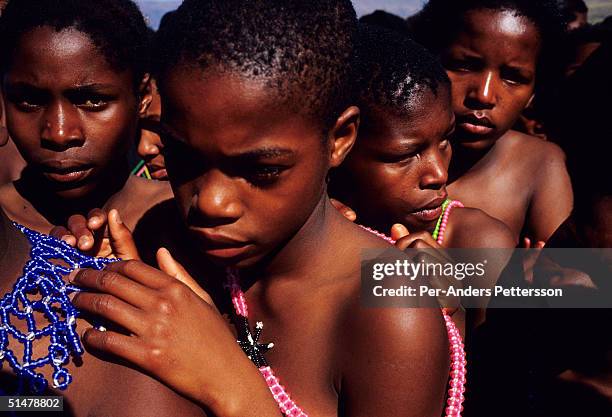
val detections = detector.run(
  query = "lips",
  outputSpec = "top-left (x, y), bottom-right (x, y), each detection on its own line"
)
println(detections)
top-left (189, 229), bottom-right (253, 260)
top-left (457, 113), bottom-right (495, 135)
top-left (147, 164), bottom-right (168, 180)
top-left (409, 195), bottom-right (448, 222)
top-left (39, 161), bottom-right (94, 184)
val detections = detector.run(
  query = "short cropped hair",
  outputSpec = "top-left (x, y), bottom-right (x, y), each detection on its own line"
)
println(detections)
top-left (0, 0), bottom-right (150, 87)
top-left (356, 24), bottom-right (450, 117)
top-left (153, 0), bottom-right (358, 130)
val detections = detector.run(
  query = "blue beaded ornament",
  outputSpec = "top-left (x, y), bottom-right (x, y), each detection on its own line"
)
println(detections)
top-left (0, 223), bottom-right (116, 393)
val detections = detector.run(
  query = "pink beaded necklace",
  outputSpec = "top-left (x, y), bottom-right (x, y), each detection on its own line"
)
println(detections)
top-left (225, 199), bottom-right (466, 417)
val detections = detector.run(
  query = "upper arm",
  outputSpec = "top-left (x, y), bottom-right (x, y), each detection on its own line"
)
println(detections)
top-left (528, 143), bottom-right (573, 241)
top-left (447, 207), bottom-right (517, 249)
top-left (337, 307), bottom-right (450, 417)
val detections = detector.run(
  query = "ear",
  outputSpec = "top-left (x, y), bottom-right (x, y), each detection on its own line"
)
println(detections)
top-left (138, 73), bottom-right (154, 116)
top-left (327, 106), bottom-right (360, 168)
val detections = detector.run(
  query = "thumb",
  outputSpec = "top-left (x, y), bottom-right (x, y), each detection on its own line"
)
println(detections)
top-left (390, 223), bottom-right (410, 241)
top-left (108, 209), bottom-right (140, 260)
top-left (156, 247), bottom-right (215, 306)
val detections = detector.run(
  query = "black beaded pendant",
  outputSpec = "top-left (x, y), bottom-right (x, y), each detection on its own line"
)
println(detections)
top-left (235, 316), bottom-right (274, 368)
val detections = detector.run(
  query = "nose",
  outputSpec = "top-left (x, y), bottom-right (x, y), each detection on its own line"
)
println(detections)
top-left (191, 169), bottom-right (244, 227)
top-left (464, 71), bottom-right (497, 110)
top-left (420, 151), bottom-right (448, 190)
top-left (40, 100), bottom-right (84, 150)
top-left (137, 129), bottom-right (162, 160)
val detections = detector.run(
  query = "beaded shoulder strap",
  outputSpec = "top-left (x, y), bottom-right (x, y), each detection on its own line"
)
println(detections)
top-left (0, 223), bottom-right (115, 393)
top-left (358, 221), bottom-right (467, 417)
top-left (432, 200), bottom-right (464, 245)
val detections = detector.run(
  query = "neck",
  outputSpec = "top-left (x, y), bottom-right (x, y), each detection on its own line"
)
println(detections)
top-left (448, 141), bottom-right (492, 183)
top-left (14, 160), bottom-right (130, 226)
top-left (0, 208), bottom-right (30, 288)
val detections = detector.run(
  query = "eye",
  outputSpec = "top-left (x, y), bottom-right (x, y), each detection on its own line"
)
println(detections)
top-left (8, 95), bottom-right (46, 112)
top-left (379, 152), bottom-right (420, 164)
top-left (444, 57), bottom-right (480, 73)
top-left (249, 165), bottom-right (285, 185)
top-left (501, 68), bottom-right (531, 86)
top-left (76, 97), bottom-right (109, 110)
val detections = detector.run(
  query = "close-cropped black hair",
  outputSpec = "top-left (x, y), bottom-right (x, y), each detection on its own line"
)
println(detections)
top-left (356, 24), bottom-right (450, 117)
top-left (410, 0), bottom-right (567, 97)
top-left (153, 0), bottom-right (358, 130)
top-left (0, 0), bottom-right (150, 87)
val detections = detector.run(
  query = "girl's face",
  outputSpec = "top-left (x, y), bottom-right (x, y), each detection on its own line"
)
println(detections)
top-left (340, 87), bottom-right (454, 233)
top-left (160, 68), bottom-right (333, 268)
top-left (441, 9), bottom-right (540, 149)
top-left (2, 27), bottom-right (142, 199)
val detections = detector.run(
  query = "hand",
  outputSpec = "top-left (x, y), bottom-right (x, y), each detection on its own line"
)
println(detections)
top-left (330, 198), bottom-right (357, 222)
top-left (390, 224), bottom-right (460, 315)
top-left (50, 209), bottom-right (140, 260)
top-left (521, 236), bottom-right (546, 285)
top-left (69, 253), bottom-right (279, 416)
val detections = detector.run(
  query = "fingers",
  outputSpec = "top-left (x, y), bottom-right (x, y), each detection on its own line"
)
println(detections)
top-left (390, 223), bottom-right (409, 241)
top-left (69, 267), bottom-right (159, 308)
top-left (102, 260), bottom-right (174, 289)
top-left (50, 225), bottom-right (77, 247)
top-left (394, 230), bottom-right (440, 251)
top-left (72, 292), bottom-right (146, 335)
top-left (67, 214), bottom-right (96, 251)
top-left (156, 248), bottom-right (214, 305)
top-left (330, 198), bottom-right (357, 222)
top-left (108, 209), bottom-right (141, 261)
top-left (87, 208), bottom-right (108, 232)
top-left (81, 328), bottom-right (149, 368)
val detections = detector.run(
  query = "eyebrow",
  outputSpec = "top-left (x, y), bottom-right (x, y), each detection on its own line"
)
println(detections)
top-left (232, 147), bottom-right (295, 160)
top-left (159, 127), bottom-right (296, 160)
top-left (4, 81), bottom-right (117, 93)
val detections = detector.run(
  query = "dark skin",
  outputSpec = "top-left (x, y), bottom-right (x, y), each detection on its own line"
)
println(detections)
top-left (67, 68), bottom-right (450, 417)
top-left (0, 207), bottom-right (206, 417)
top-left (336, 85), bottom-right (515, 249)
top-left (137, 78), bottom-right (167, 180)
top-left (0, 26), bottom-right (171, 237)
top-left (441, 9), bottom-right (573, 243)
top-left (334, 86), bottom-right (515, 328)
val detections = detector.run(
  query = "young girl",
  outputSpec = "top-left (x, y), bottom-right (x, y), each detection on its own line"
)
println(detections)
top-left (0, 0), bottom-right (171, 245)
top-left (411, 0), bottom-right (573, 244)
top-left (64, 1), bottom-right (460, 416)
top-left (331, 25), bottom-right (516, 252)
top-left (0, 1), bottom-right (204, 415)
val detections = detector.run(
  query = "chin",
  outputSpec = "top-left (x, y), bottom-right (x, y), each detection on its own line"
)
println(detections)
top-left (52, 182), bottom-right (98, 200)
top-left (455, 132), bottom-right (499, 151)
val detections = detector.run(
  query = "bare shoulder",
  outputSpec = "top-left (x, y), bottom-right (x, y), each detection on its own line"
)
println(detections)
top-left (333, 295), bottom-right (450, 416)
top-left (447, 206), bottom-right (517, 248)
top-left (94, 366), bottom-right (207, 417)
top-left (122, 176), bottom-right (173, 205)
top-left (0, 181), bottom-right (20, 206)
top-left (497, 130), bottom-right (566, 165)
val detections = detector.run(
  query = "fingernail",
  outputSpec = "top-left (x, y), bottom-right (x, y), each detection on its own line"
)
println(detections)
top-left (61, 235), bottom-right (72, 242)
top-left (78, 236), bottom-right (90, 247)
top-left (114, 210), bottom-right (123, 225)
top-left (67, 269), bottom-right (80, 282)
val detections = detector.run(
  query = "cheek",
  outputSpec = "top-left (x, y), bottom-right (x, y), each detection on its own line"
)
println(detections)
top-left (6, 110), bottom-right (40, 151)
top-left (497, 88), bottom-right (533, 124)
top-left (84, 104), bottom-right (138, 157)
top-left (447, 77), bottom-right (468, 111)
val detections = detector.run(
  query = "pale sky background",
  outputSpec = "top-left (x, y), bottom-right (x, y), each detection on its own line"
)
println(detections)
top-left (135, 0), bottom-right (612, 29)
